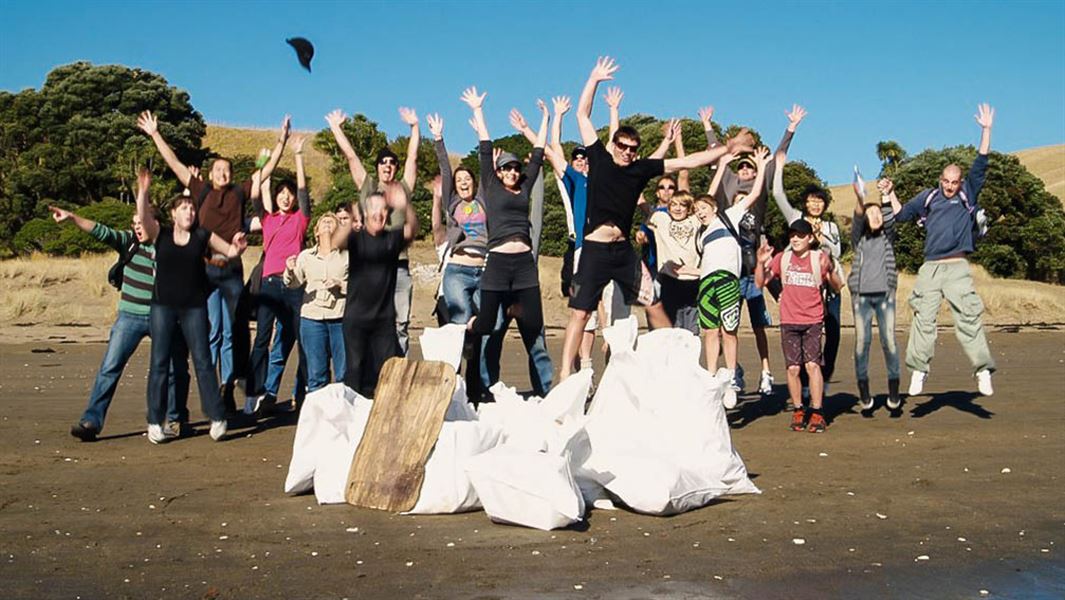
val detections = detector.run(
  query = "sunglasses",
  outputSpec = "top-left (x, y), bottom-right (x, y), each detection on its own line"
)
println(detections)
top-left (572, 154), bottom-right (587, 161)
top-left (498, 163), bottom-right (521, 173)
top-left (658, 185), bottom-right (676, 191)
top-left (615, 140), bottom-right (639, 154)
top-left (378, 158), bottom-right (398, 166)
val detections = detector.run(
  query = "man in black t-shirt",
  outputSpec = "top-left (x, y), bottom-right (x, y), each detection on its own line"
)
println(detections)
top-left (558, 57), bottom-right (754, 380)
top-left (335, 185), bottom-right (418, 397)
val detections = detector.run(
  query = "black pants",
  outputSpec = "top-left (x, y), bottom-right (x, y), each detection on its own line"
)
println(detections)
top-left (471, 286), bottom-right (545, 366)
top-left (342, 319), bottom-right (400, 398)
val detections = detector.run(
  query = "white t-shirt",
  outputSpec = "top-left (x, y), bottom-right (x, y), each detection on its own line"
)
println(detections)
top-left (698, 204), bottom-right (747, 279)
top-left (648, 212), bottom-right (700, 280)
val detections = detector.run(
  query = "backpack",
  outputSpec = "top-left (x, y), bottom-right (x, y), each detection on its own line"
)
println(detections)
top-left (918, 188), bottom-right (989, 240)
top-left (717, 207), bottom-right (759, 276)
top-left (107, 236), bottom-right (140, 291)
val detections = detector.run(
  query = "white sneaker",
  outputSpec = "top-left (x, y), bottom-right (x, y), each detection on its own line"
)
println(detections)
top-left (976, 369), bottom-right (994, 396)
top-left (758, 370), bottom-right (774, 395)
top-left (908, 371), bottom-right (927, 396)
top-left (209, 420), bottom-right (227, 441)
top-left (715, 368), bottom-right (738, 409)
top-left (147, 424), bottom-right (166, 445)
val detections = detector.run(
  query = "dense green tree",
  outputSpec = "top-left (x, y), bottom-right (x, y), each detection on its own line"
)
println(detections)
top-left (0, 62), bottom-right (205, 254)
top-left (876, 140), bottom-right (908, 177)
top-left (884, 144), bottom-right (1065, 283)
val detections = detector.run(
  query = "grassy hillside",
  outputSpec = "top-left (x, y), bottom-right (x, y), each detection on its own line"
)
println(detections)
top-left (203, 125), bottom-right (333, 198)
top-left (828, 144), bottom-right (1065, 217)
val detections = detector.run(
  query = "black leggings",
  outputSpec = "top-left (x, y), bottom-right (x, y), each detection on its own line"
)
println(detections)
top-left (472, 286), bottom-right (545, 356)
top-left (342, 319), bottom-right (399, 398)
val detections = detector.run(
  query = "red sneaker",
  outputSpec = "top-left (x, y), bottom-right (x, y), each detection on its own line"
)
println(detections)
top-left (790, 408), bottom-right (807, 432)
top-left (807, 412), bottom-right (827, 433)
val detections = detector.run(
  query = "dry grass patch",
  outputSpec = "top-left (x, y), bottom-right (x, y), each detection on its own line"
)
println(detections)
top-left (204, 125), bottom-right (333, 199)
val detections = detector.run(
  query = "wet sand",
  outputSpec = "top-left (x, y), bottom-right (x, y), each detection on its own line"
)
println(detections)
top-left (0, 326), bottom-right (1063, 599)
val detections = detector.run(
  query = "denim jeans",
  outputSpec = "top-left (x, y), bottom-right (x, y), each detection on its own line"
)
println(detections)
top-left (823, 291), bottom-right (842, 381)
top-left (394, 261), bottom-right (413, 356)
top-left (853, 291), bottom-right (900, 381)
top-left (206, 261), bottom-right (244, 385)
top-left (300, 317), bottom-right (345, 393)
top-left (442, 263), bottom-right (505, 395)
top-left (248, 275), bottom-right (306, 400)
top-left (148, 304), bottom-right (225, 425)
top-left (738, 274), bottom-right (772, 327)
top-left (80, 311), bottom-right (190, 431)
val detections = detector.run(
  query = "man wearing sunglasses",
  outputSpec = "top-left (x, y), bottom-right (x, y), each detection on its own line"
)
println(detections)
top-left (558, 57), bottom-right (754, 380)
top-left (326, 107), bottom-right (421, 356)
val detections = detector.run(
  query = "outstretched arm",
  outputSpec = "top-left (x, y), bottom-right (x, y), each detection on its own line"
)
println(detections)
top-left (134, 168), bottom-right (160, 242)
top-left (577, 57), bottom-right (618, 146)
top-left (325, 109), bottom-right (368, 189)
top-left (293, 136), bottom-right (312, 217)
top-left (399, 107), bottom-right (420, 191)
top-left (754, 240), bottom-right (774, 289)
top-left (547, 95), bottom-right (571, 175)
top-left (461, 87), bottom-right (490, 141)
top-left (604, 86), bottom-right (623, 152)
top-left (771, 148), bottom-right (802, 223)
top-left (49, 205), bottom-right (96, 234)
top-left (426, 113), bottom-right (457, 213)
top-left (880, 178), bottom-right (903, 216)
top-left (976, 103), bottom-right (994, 155)
top-left (649, 119), bottom-right (677, 160)
top-left (428, 176), bottom-right (446, 248)
top-left (664, 129), bottom-right (754, 173)
top-left (708, 152), bottom-right (732, 197)
top-left (737, 146), bottom-right (771, 212)
top-left (673, 124), bottom-right (690, 192)
top-left (510, 104), bottom-right (565, 170)
top-left (208, 231), bottom-right (248, 259)
top-left (761, 104), bottom-right (804, 193)
top-left (137, 111), bottom-right (192, 186)
top-left (259, 115), bottom-right (291, 181)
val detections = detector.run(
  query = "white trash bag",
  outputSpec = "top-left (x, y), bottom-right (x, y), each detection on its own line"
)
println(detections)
top-left (418, 323), bottom-right (467, 372)
top-left (466, 445), bottom-right (585, 531)
top-left (283, 383), bottom-right (373, 505)
top-left (407, 420), bottom-right (502, 514)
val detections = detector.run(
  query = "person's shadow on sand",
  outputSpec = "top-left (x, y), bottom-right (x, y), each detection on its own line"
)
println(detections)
top-left (909, 391), bottom-right (994, 419)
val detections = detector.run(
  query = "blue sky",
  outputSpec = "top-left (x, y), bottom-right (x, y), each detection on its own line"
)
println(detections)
top-left (2, 0), bottom-right (1063, 183)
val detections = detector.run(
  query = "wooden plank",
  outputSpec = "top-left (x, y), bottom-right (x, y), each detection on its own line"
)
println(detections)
top-left (345, 358), bottom-right (455, 512)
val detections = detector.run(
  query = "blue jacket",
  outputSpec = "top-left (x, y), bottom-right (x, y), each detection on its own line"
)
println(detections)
top-left (897, 153), bottom-right (988, 261)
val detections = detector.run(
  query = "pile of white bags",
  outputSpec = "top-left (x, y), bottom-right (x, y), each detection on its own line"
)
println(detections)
top-left (283, 318), bottom-right (758, 529)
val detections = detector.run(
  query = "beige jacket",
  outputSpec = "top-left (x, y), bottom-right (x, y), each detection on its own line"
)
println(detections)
top-left (284, 246), bottom-right (349, 320)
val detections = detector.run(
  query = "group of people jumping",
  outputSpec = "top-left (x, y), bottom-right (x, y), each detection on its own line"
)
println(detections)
top-left (60, 57), bottom-right (998, 442)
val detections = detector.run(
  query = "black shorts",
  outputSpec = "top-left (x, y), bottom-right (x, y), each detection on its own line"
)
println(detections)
top-left (480, 250), bottom-right (539, 292)
top-left (568, 240), bottom-right (655, 312)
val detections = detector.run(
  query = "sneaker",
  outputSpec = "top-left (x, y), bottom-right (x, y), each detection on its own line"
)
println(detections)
top-left (857, 380), bottom-right (874, 411)
top-left (162, 421), bottom-right (181, 440)
top-left (807, 411), bottom-right (827, 433)
top-left (209, 420), bottom-right (227, 442)
top-left (70, 421), bottom-right (99, 442)
top-left (908, 371), bottom-right (927, 396)
top-left (976, 369), bottom-right (994, 396)
top-left (790, 408), bottom-right (807, 432)
top-left (758, 370), bottom-right (774, 395)
top-left (147, 424), bottom-right (166, 444)
top-left (722, 388), bottom-right (738, 410)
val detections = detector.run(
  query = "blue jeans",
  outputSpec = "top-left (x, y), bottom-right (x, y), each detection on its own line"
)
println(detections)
top-left (206, 261), bottom-right (244, 385)
top-left (248, 275), bottom-right (306, 400)
top-left (300, 317), bottom-right (346, 393)
top-left (442, 263), bottom-right (502, 394)
top-left (853, 291), bottom-right (900, 381)
top-left (148, 304), bottom-right (225, 425)
top-left (823, 291), bottom-right (842, 381)
top-left (395, 261), bottom-right (413, 356)
top-left (80, 311), bottom-right (190, 431)
top-left (739, 274), bottom-right (772, 328)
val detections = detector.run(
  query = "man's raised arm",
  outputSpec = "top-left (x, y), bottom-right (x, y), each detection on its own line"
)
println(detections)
top-left (137, 111), bottom-right (192, 186)
top-left (664, 129), bottom-right (754, 174)
top-left (325, 109), bottom-right (368, 189)
top-left (399, 107), bottom-right (420, 191)
top-left (576, 57), bottom-right (618, 147)
top-left (604, 86), bottom-right (623, 153)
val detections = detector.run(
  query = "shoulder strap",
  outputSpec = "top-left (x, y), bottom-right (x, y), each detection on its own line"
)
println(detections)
top-left (781, 249), bottom-right (792, 276)
top-left (811, 249), bottom-right (822, 284)
top-left (718, 207), bottom-right (743, 243)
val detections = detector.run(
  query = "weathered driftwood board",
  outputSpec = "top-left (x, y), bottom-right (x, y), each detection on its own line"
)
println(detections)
top-left (345, 358), bottom-right (455, 511)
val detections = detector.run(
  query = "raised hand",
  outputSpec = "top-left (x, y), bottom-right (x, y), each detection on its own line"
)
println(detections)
top-left (49, 205), bottom-right (73, 224)
top-left (292, 135), bottom-right (306, 154)
top-left (552, 95), bottom-right (571, 116)
top-left (137, 167), bottom-right (152, 196)
top-left (325, 109), bottom-right (347, 129)
top-left (536, 98), bottom-right (548, 118)
top-left (698, 106), bottom-right (715, 128)
top-left (877, 178), bottom-right (894, 195)
top-left (604, 86), bottom-right (624, 109)
top-left (398, 106), bottom-right (419, 126)
top-left (975, 103), bottom-right (995, 129)
top-left (753, 145), bottom-right (771, 168)
top-left (467, 117), bottom-right (479, 133)
top-left (279, 115), bottom-right (292, 141)
top-left (231, 231), bottom-right (248, 253)
top-left (492, 147), bottom-right (503, 166)
top-left (757, 239), bottom-right (773, 264)
top-left (426, 113), bottom-right (444, 140)
top-left (590, 56), bottom-right (619, 82)
top-left (460, 86), bottom-right (486, 110)
top-left (187, 165), bottom-right (201, 179)
top-left (786, 104), bottom-right (807, 129)
top-left (509, 108), bottom-right (529, 132)
top-left (136, 110), bottom-right (158, 136)
top-left (725, 128), bottom-right (755, 155)
top-left (661, 119), bottom-right (681, 144)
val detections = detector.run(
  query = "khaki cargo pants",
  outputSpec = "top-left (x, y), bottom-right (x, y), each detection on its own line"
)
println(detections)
top-left (906, 259), bottom-right (995, 375)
